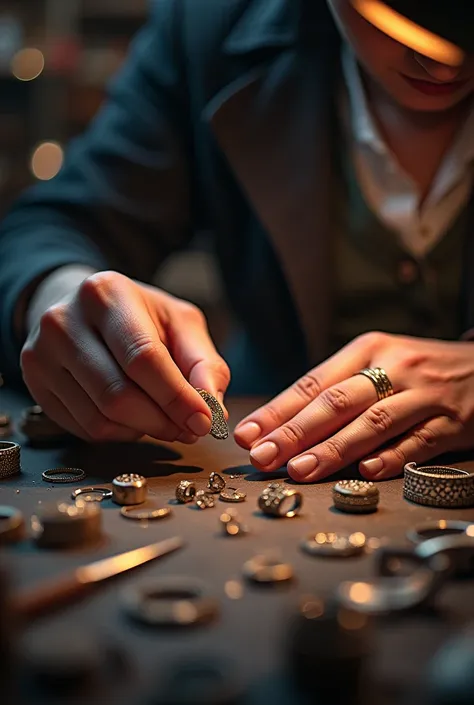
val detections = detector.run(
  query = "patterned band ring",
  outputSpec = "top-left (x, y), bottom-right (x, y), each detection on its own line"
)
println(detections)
top-left (0, 441), bottom-right (21, 480)
top-left (354, 367), bottom-right (394, 401)
top-left (404, 462), bottom-right (474, 508)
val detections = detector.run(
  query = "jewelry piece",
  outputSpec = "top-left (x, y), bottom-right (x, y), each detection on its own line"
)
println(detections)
top-left (353, 367), bottom-right (394, 401)
top-left (31, 501), bottom-right (102, 547)
top-left (0, 413), bottom-right (12, 438)
top-left (404, 462), bottom-right (474, 508)
top-left (219, 487), bottom-right (246, 503)
top-left (121, 577), bottom-right (219, 626)
top-left (0, 441), bottom-right (21, 480)
top-left (195, 490), bottom-right (215, 510)
top-left (407, 520), bottom-right (474, 545)
top-left (112, 473), bottom-right (147, 505)
top-left (258, 482), bottom-right (303, 518)
top-left (0, 506), bottom-right (25, 544)
top-left (42, 467), bottom-right (86, 484)
top-left (195, 389), bottom-right (229, 440)
top-left (175, 480), bottom-right (196, 504)
top-left (120, 506), bottom-right (171, 521)
top-left (333, 480), bottom-right (379, 514)
top-left (207, 471), bottom-right (226, 493)
top-left (71, 487), bottom-right (113, 503)
top-left (242, 554), bottom-right (294, 584)
top-left (301, 532), bottom-right (367, 558)
top-left (219, 510), bottom-right (249, 536)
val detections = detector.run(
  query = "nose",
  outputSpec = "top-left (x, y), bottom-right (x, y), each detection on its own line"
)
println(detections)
top-left (413, 52), bottom-right (463, 82)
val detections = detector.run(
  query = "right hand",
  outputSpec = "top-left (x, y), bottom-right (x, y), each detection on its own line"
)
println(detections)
top-left (20, 271), bottom-right (230, 443)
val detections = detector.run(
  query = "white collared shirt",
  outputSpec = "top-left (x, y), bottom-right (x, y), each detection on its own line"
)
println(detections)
top-left (341, 46), bottom-right (474, 259)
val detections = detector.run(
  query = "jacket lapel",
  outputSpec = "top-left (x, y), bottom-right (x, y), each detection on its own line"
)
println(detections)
top-left (203, 0), bottom-right (341, 366)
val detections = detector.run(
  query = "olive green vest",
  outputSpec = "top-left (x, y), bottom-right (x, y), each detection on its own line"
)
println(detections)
top-left (329, 131), bottom-right (469, 355)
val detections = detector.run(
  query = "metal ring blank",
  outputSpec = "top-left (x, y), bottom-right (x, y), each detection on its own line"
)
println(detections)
top-left (120, 506), bottom-right (171, 521)
top-left (71, 487), bottom-right (112, 502)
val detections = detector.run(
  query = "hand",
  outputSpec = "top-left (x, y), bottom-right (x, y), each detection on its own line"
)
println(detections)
top-left (21, 271), bottom-right (230, 443)
top-left (234, 332), bottom-right (474, 482)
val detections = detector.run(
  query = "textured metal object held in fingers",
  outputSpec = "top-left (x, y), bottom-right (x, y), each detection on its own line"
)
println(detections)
top-left (195, 389), bottom-right (228, 439)
top-left (403, 462), bottom-right (474, 508)
top-left (0, 441), bottom-right (21, 480)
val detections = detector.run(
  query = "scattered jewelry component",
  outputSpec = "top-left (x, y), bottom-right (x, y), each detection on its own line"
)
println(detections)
top-left (332, 480), bottom-right (379, 514)
top-left (42, 468), bottom-right (86, 484)
top-left (301, 532), bottom-right (367, 558)
top-left (219, 487), bottom-right (246, 503)
top-left (0, 413), bottom-right (12, 438)
top-left (353, 367), bottom-right (394, 401)
top-left (407, 520), bottom-right (474, 545)
top-left (243, 554), bottom-right (294, 584)
top-left (31, 501), bottom-right (102, 548)
top-left (219, 510), bottom-right (249, 537)
top-left (195, 389), bottom-right (229, 440)
top-left (403, 462), bottom-right (474, 508)
top-left (175, 480), bottom-right (196, 504)
top-left (112, 473), bottom-right (147, 505)
top-left (258, 482), bottom-right (303, 518)
top-left (207, 471), bottom-right (226, 494)
top-left (0, 506), bottom-right (25, 544)
top-left (71, 487), bottom-right (113, 503)
top-left (120, 506), bottom-right (171, 521)
top-left (18, 405), bottom-right (69, 442)
top-left (0, 441), bottom-right (21, 480)
top-left (121, 577), bottom-right (219, 627)
top-left (377, 534), bottom-right (474, 580)
top-left (195, 490), bottom-right (215, 510)
top-left (13, 537), bottom-right (184, 624)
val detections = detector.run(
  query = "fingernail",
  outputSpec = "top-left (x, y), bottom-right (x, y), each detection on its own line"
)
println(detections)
top-left (289, 454), bottom-right (318, 478)
top-left (235, 422), bottom-right (262, 445)
top-left (187, 412), bottom-right (211, 436)
top-left (250, 441), bottom-right (279, 466)
top-left (359, 457), bottom-right (384, 475)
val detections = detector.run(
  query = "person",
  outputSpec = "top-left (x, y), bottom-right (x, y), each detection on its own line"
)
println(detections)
top-left (1, 0), bottom-right (474, 484)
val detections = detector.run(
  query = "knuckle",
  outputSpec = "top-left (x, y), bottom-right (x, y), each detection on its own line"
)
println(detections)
top-left (322, 437), bottom-right (347, 464)
top-left (279, 419), bottom-right (307, 445)
top-left (355, 330), bottom-right (386, 351)
top-left (412, 425), bottom-right (438, 450)
top-left (96, 379), bottom-right (127, 418)
top-left (386, 445), bottom-right (409, 468)
top-left (320, 386), bottom-right (351, 414)
top-left (293, 374), bottom-right (323, 402)
top-left (363, 405), bottom-right (393, 434)
top-left (262, 403), bottom-right (284, 428)
top-left (123, 336), bottom-right (160, 372)
top-left (39, 304), bottom-right (68, 338)
top-left (207, 358), bottom-right (231, 385)
top-left (78, 271), bottom-right (120, 306)
top-left (181, 301), bottom-right (206, 324)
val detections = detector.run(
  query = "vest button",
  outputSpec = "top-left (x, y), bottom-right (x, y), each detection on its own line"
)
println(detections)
top-left (398, 260), bottom-right (418, 284)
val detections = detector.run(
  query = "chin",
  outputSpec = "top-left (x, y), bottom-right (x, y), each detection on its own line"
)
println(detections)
top-left (389, 81), bottom-right (472, 113)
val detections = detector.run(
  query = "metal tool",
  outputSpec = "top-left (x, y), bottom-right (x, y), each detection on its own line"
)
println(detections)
top-left (12, 536), bottom-right (184, 624)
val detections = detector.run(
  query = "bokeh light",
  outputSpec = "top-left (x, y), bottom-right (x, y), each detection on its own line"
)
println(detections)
top-left (30, 142), bottom-right (64, 181)
top-left (11, 47), bottom-right (45, 81)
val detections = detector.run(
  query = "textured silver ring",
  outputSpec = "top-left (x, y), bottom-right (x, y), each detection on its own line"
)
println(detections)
top-left (354, 367), bottom-right (394, 401)
top-left (71, 486), bottom-right (113, 502)
top-left (407, 520), bottom-right (474, 544)
top-left (175, 480), bottom-right (196, 504)
top-left (0, 441), bottom-right (21, 480)
top-left (207, 471), bottom-right (226, 494)
top-left (403, 462), bottom-right (474, 508)
top-left (258, 482), bottom-right (303, 518)
top-left (42, 467), bottom-right (86, 484)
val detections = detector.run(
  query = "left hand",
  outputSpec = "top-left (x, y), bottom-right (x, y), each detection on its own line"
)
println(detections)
top-left (233, 332), bottom-right (474, 482)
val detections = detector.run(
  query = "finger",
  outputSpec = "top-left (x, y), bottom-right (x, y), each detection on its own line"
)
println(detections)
top-left (359, 416), bottom-right (464, 481)
top-left (248, 374), bottom-right (386, 472)
top-left (234, 334), bottom-right (376, 448)
top-left (81, 281), bottom-right (214, 436)
top-left (286, 389), bottom-right (444, 483)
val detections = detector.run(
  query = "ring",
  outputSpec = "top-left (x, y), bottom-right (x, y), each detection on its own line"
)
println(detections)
top-left (219, 487), bottom-right (246, 503)
top-left (0, 506), bottom-right (25, 544)
top-left (121, 577), bottom-right (219, 626)
top-left (120, 506), bottom-right (172, 520)
top-left (301, 532), bottom-right (367, 558)
top-left (195, 490), bottom-right (215, 510)
top-left (112, 473), bottom-right (147, 506)
top-left (195, 389), bottom-right (229, 440)
top-left (354, 367), bottom-right (394, 401)
top-left (175, 480), bottom-right (196, 504)
top-left (42, 467), bottom-right (86, 484)
top-left (403, 462), bottom-right (474, 508)
top-left (0, 441), bottom-right (21, 480)
top-left (258, 482), bottom-right (303, 518)
top-left (207, 472), bottom-right (226, 494)
top-left (219, 510), bottom-right (249, 536)
top-left (242, 554), bottom-right (294, 584)
top-left (71, 487), bottom-right (113, 503)
top-left (31, 501), bottom-right (102, 547)
top-left (332, 480), bottom-right (379, 514)
top-left (407, 520), bottom-right (474, 545)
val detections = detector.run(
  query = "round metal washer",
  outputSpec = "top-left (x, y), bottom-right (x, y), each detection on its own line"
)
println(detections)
top-left (242, 555), bottom-right (294, 584)
top-left (120, 506), bottom-right (172, 521)
top-left (42, 468), bottom-right (86, 484)
top-left (407, 520), bottom-right (474, 545)
top-left (301, 532), bottom-right (367, 558)
top-left (71, 487), bottom-right (112, 503)
top-left (121, 577), bottom-right (219, 627)
top-left (219, 487), bottom-right (246, 503)
top-left (0, 506), bottom-right (25, 544)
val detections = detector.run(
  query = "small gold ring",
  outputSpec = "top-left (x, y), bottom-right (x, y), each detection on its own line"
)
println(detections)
top-left (354, 367), bottom-right (394, 401)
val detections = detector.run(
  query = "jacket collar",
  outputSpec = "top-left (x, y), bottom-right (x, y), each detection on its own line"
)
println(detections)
top-left (223, 0), bottom-right (300, 55)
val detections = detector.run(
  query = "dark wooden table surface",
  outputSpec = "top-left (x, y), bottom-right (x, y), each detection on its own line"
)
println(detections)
top-left (0, 385), bottom-right (473, 705)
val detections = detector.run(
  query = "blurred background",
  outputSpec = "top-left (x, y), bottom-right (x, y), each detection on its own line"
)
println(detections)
top-left (0, 0), bottom-right (233, 349)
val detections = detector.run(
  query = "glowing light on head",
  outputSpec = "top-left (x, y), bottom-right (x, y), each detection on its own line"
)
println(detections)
top-left (352, 0), bottom-right (464, 67)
